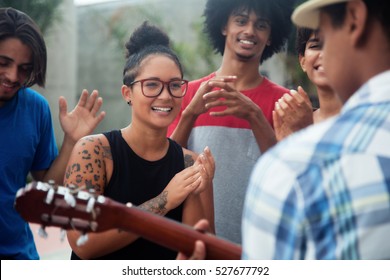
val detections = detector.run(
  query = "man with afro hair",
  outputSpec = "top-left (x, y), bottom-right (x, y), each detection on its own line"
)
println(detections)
top-left (168, 0), bottom-right (294, 244)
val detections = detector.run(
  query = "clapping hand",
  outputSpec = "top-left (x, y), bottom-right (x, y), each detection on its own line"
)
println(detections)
top-left (273, 86), bottom-right (313, 141)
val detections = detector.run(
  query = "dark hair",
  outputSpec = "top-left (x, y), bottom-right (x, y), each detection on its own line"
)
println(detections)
top-left (123, 21), bottom-right (183, 86)
top-left (295, 28), bottom-right (319, 56)
top-left (321, 3), bottom-right (348, 28)
top-left (0, 7), bottom-right (47, 87)
top-left (322, 0), bottom-right (390, 39)
top-left (203, 0), bottom-right (294, 63)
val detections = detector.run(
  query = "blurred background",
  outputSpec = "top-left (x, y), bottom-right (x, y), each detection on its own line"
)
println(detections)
top-left (1, 0), bottom-right (309, 259)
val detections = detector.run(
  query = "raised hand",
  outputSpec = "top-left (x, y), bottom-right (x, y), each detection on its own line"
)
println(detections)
top-left (58, 89), bottom-right (106, 144)
top-left (273, 86), bottom-right (313, 141)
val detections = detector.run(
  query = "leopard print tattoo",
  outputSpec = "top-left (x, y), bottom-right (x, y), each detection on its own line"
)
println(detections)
top-left (64, 137), bottom-right (110, 193)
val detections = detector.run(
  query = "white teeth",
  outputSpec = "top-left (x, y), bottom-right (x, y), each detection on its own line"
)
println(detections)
top-left (2, 82), bottom-right (13, 88)
top-left (152, 107), bottom-right (172, 112)
top-left (240, 40), bottom-right (255, 45)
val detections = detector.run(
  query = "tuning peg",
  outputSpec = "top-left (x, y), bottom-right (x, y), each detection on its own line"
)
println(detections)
top-left (86, 196), bottom-right (96, 213)
top-left (47, 179), bottom-right (56, 187)
top-left (67, 184), bottom-right (78, 194)
top-left (60, 229), bottom-right (66, 242)
top-left (38, 226), bottom-right (48, 239)
top-left (88, 188), bottom-right (96, 194)
top-left (45, 187), bottom-right (55, 204)
top-left (64, 190), bottom-right (76, 207)
top-left (76, 233), bottom-right (89, 246)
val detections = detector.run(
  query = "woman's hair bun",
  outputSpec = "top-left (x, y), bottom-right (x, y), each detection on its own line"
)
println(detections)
top-left (125, 21), bottom-right (170, 59)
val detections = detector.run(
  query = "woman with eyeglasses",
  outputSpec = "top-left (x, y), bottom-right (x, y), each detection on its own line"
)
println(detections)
top-left (63, 21), bottom-right (215, 260)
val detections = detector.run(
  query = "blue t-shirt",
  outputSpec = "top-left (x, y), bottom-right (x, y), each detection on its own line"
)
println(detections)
top-left (0, 87), bottom-right (58, 259)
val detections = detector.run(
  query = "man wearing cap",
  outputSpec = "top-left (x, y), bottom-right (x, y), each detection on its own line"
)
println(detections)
top-left (241, 0), bottom-right (390, 259)
top-left (177, 0), bottom-right (390, 260)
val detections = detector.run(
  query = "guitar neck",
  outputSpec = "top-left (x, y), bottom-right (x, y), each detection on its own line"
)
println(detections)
top-left (14, 182), bottom-right (241, 260)
top-left (102, 199), bottom-right (241, 260)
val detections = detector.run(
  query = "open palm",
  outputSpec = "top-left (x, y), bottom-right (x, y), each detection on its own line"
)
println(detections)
top-left (59, 89), bottom-right (106, 143)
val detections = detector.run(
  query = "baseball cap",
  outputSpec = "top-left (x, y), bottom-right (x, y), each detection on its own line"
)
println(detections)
top-left (292, 0), bottom-right (353, 29)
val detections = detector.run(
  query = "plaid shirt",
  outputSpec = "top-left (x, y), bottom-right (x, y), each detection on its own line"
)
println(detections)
top-left (242, 71), bottom-right (390, 259)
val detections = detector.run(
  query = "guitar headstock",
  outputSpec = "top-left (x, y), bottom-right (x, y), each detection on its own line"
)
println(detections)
top-left (14, 181), bottom-right (110, 233)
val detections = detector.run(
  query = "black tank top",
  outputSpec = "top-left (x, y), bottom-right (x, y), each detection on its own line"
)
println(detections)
top-left (71, 130), bottom-right (184, 259)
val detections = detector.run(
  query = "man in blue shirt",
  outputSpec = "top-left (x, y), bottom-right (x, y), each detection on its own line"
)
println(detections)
top-left (0, 7), bottom-right (105, 259)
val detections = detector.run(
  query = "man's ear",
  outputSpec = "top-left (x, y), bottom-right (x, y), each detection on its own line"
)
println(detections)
top-left (346, 0), bottom-right (368, 47)
top-left (299, 54), bottom-right (307, 72)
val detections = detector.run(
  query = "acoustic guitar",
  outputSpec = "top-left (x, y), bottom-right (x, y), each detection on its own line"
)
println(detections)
top-left (14, 181), bottom-right (242, 260)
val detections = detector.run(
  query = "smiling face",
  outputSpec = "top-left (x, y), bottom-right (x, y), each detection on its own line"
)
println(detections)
top-left (222, 9), bottom-right (271, 62)
top-left (299, 32), bottom-right (331, 90)
top-left (0, 37), bottom-right (32, 107)
top-left (122, 54), bottom-right (183, 130)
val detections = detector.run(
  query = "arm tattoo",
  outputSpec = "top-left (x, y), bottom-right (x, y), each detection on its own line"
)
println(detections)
top-left (64, 137), bottom-right (106, 193)
top-left (139, 191), bottom-right (168, 215)
top-left (184, 154), bottom-right (195, 168)
top-left (102, 146), bottom-right (112, 160)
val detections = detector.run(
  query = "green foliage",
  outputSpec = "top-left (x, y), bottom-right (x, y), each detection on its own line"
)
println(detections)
top-left (0, 0), bottom-right (63, 34)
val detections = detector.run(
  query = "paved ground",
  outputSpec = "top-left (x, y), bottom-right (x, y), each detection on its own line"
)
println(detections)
top-left (30, 223), bottom-right (72, 260)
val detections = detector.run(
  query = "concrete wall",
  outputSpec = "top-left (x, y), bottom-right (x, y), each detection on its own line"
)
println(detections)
top-left (36, 0), bottom-right (77, 145)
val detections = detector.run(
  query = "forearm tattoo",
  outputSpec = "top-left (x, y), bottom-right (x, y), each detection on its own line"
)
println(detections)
top-left (64, 136), bottom-right (111, 193)
top-left (184, 154), bottom-right (195, 168)
top-left (139, 191), bottom-right (168, 215)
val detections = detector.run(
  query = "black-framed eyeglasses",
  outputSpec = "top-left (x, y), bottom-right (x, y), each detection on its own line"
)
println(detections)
top-left (129, 78), bottom-right (188, 98)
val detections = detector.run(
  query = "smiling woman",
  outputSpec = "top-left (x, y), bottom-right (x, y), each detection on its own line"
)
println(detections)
top-left (62, 21), bottom-right (215, 260)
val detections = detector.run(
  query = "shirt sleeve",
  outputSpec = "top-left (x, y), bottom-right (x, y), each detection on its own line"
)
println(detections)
top-left (30, 99), bottom-right (58, 171)
top-left (241, 147), bottom-right (307, 260)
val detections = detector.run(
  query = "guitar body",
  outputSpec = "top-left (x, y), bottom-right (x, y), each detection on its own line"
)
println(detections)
top-left (14, 181), bottom-right (241, 260)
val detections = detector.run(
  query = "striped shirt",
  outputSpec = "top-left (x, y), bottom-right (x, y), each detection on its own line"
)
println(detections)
top-left (242, 70), bottom-right (390, 259)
